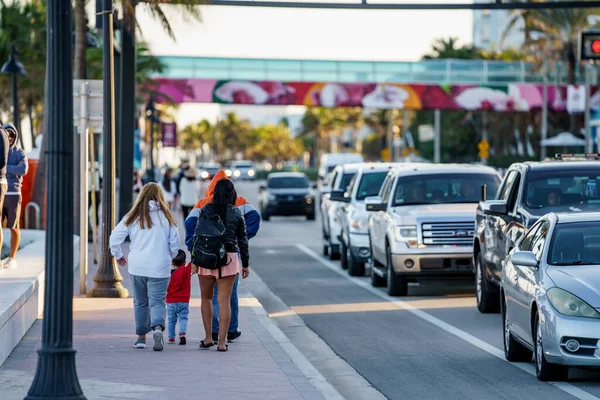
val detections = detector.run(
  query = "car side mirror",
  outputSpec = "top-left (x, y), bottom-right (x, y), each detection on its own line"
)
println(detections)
top-left (511, 251), bottom-right (538, 268)
top-left (259, 184), bottom-right (266, 192)
top-left (365, 196), bottom-right (386, 212)
top-left (330, 190), bottom-right (350, 203)
top-left (483, 200), bottom-right (508, 216)
top-left (312, 183), bottom-right (318, 190)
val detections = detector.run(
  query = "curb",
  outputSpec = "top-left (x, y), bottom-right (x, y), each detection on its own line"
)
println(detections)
top-left (247, 289), bottom-right (344, 400)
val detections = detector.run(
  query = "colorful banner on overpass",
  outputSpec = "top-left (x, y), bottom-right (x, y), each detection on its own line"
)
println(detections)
top-left (154, 78), bottom-right (597, 112)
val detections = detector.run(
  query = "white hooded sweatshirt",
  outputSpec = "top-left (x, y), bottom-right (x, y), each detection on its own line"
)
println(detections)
top-left (110, 200), bottom-right (180, 278)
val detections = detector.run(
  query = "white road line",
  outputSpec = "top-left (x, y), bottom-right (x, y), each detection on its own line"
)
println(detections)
top-left (296, 244), bottom-right (600, 400)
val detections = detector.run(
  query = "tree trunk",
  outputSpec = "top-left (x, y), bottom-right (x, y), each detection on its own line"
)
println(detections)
top-left (74, 0), bottom-right (87, 80)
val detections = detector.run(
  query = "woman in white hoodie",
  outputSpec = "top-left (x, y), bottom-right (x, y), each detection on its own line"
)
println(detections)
top-left (110, 183), bottom-right (180, 351)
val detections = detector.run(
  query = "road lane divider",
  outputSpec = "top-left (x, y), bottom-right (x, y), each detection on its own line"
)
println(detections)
top-left (297, 244), bottom-right (600, 400)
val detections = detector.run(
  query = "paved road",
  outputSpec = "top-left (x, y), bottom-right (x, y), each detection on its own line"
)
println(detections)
top-left (232, 180), bottom-right (600, 400)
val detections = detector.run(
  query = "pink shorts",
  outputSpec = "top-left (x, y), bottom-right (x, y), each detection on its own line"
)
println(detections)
top-left (197, 253), bottom-right (240, 279)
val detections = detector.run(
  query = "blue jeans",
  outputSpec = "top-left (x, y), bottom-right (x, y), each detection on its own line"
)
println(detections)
top-left (212, 274), bottom-right (239, 333)
top-left (130, 274), bottom-right (170, 335)
top-left (167, 302), bottom-right (189, 338)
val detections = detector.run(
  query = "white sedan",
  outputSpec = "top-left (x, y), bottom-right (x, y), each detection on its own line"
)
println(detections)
top-left (502, 212), bottom-right (600, 381)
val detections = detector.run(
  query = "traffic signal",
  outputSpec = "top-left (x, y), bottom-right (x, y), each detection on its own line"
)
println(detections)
top-left (580, 31), bottom-right (600, 61)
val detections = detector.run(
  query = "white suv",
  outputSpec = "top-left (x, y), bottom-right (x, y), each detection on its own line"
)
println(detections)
top-left (367, 164), bottom-right (501, 296)
top-left (320, 164), bottom-right (359, 259)
top-left (331, 163), bottom-right (399, 276)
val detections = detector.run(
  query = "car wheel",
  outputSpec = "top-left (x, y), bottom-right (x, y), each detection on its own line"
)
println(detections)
top-left (476, 253), bottom-right (500, 313)
top-left (369, 242), bottom-right (386, 287)
top-left (329, 242), bottom-right (341, 261)
top-left (502, 298), bottom-right (533, 362)
top-left (347, 245), bottom-right (365, 277)
top-left (534, 314), bottom-right (569, 381)
top-left (262, 213), bottom-right (270, 221)
top-left (386, 245), bottom-right (407, 296)
top-left (307, 214), bottom-right (316, 221)
top-left (340, 242), bottom-right (349, 270)
top-left (322, 243), bottom-right (329, 257)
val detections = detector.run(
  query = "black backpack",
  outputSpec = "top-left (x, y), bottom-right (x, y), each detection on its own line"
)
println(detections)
top-left (191, 208), bottom-right (229, 273)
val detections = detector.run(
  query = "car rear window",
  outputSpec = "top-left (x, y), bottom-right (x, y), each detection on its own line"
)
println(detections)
top-left (268, 177), bottom-right (309, 189)
top-left (393, 173), bottom-right (501, 206)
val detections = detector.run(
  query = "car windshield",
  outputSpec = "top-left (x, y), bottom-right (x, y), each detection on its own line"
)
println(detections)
top-left (525, 169), bottom-right (600, 211)
top-left (268, 177), bottom-right (309, 189)
top-left (392, 173), bottom-right (501, 206)
top-left (548, 221), bottom-right (600, 266)
top-left (233, 163), bottom-right (253, 169)
top-left (340, 173), bottom-right (356, 190)
top-left (356, 172), bottom-right (388, 201)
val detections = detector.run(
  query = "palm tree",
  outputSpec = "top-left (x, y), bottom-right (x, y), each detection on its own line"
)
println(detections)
top-left (504, 9), bottom-right (594, 84)
top-left (422, 37), bottom-right (480, 60)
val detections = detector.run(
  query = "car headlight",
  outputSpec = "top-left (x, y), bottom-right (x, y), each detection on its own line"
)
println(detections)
top-left (225, 169), bottom-right (232, 177)
top-left (233, 170), bottom-right (241, 177)
top-left (200, 171), bottom-right (209, 179)
top-left (547, 288), bottom-right (600, 319)
top-left (267, 194), bottom-right (277, 202)
top-left (394, 225), bottom-right (418, 247)
top-left (248, 169), bottom-right (255, 177)
top-left (305, 194), bottom-right (313, 205)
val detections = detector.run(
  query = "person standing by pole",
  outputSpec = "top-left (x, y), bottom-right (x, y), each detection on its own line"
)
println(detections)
top-left (1, 123), bottom-right (27, 269)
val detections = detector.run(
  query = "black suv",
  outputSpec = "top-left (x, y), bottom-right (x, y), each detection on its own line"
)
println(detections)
top-left (259, 172), bottom-right (316, 221)
top-left (474, 156), bottom-right (600, 313)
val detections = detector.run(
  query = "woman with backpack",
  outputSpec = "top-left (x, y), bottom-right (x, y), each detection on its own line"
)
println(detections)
top-left (110, 183), bottom-right (180, 352)
top-left (192, 179), bottom-right (249, 352)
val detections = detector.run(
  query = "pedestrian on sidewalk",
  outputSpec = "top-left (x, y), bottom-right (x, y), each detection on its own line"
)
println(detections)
top-left (192, 179), bottom-right (250, 352)
top-left (161, 168), bottom-right (177, 210)
top-left (178, 167), bottom-right (199, 218)
top-left (110, 183), bottom-right (180, 352)
top-left (0, 127), bottom-right (8, 274)
top-left (167, 250), bottom-right (192, 345)
top-left (185, 170), bottom-right (260, 343)
top-left (1, 124), bottom-right (27, 270)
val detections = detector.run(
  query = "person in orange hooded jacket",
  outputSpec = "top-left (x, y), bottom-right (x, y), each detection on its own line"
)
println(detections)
top-left (185, 170), bottom-right (260, 342)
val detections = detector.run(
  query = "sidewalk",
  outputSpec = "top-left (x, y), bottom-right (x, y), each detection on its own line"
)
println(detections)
top-left (0, 244), bottom-right (327, 399)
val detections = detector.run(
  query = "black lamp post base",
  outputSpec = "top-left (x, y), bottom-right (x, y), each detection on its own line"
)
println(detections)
top-left (25, 348), bottom-right (86, 400)
top-left (87, 253), bottom-right (129, 298)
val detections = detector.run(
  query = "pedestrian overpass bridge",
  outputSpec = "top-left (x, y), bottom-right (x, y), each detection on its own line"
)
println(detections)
top-left (156, 56), bottom-right (575, 85)
top-left (152, 56), bottom-right (589, 111)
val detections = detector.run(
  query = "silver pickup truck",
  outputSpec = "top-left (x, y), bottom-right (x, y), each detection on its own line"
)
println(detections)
top-left (366, 164), bottom-right (501, 296)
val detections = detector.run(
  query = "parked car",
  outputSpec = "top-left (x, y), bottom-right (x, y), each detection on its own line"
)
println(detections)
top-left (501, 212), bottom-right (600, 381)
top-left (318, 153), bottom-right (364, 189)
top-left (230, 161), bottom-right (256, 180)
top-left (259, 172), bottom-right (316, 221)
top-left (198, 163), bottom-right (223, 181)
top-left (367, 164), bottom-right (501, 296)
top-left (320, 164), bottom-right (359, 260)
top-left (331, 163), bottom-right (398, 276)
top-left (474, 156), bottom-right (600, 313)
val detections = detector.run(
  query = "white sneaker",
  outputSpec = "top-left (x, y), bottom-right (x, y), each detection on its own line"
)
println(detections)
top-left (3, 258), bottom-right (17, 269)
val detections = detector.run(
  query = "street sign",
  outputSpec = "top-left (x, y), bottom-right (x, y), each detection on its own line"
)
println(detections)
top-left (478, 140), bottom-right (489, 159)
top-left (73, 80), bottom-right (103, 133)
top-left (161, 122), bottom-right (178, 147)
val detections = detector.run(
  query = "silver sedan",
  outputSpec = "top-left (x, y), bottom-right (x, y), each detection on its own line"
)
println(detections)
top-left (501, 212), bottom-right (600, 381)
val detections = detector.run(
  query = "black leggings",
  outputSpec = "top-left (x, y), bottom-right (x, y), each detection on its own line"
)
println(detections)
top-left (181, 205), bottom-right (193, 219)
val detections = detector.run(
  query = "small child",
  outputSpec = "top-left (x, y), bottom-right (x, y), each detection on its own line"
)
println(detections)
top-left (167, 250), bottom-right (192, 345)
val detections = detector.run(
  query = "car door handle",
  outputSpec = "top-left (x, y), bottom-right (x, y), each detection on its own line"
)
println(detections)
top-left (512, 274), bottom-right (518, 283)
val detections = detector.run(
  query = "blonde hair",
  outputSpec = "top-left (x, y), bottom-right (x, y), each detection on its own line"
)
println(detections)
top-left (125, 183), bottom-right (176, 229)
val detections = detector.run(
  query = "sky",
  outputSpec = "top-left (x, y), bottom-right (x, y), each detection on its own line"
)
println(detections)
top-left (132, 4), bottom-right (474, 133)
top-left (135, 4), bottom-right (474, 62)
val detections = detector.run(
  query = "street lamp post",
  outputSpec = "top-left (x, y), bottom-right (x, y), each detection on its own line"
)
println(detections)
top-left (87, 0), bottom-right (128, 298)
top-left (146, 98), bottom-right (157, 182)
top-left (2, 45), bottom-right (26, 146)
top-left (25, 1), bottom-right (85, 398)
